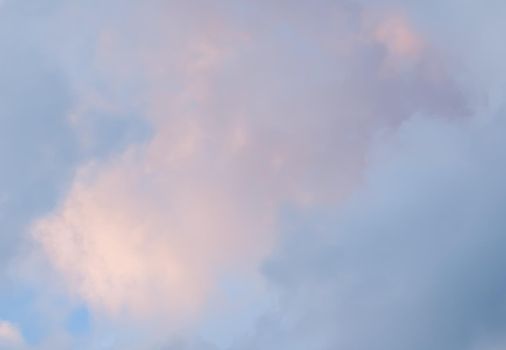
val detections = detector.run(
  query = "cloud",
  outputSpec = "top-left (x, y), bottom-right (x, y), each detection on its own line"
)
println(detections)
top-left (0, 0), bottom-right (78, 273)
top-left (235, 109), bottom-right (506, 350)
top-left (0, 320), bottom-right (24, 348)
top-left (372, 12), bottom-right (424, 59)
top-left (9, 2), bottom-right (506, 350)
top-left (204, 5), bottom-right (506, 348)
top-left (27, 1), bottom-right (468, 335)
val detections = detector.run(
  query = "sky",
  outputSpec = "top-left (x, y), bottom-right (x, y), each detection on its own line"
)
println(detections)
top-left (1, 0), bottom-right (506, 349)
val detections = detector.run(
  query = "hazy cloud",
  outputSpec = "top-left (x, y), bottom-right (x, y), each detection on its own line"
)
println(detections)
top-left (0, 320), bottom-right (24, 348)
top-left (30, 0), bottom-right (464, 329)
top-left (0, 0), bottom-right (503, 349)
top-left (239, 112), bottom-right (506, 350)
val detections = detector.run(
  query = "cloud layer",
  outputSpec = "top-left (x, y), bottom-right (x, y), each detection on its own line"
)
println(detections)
top-left (30, 0), bottom-right (467, 328)
top-left (0, 0), bottom-right (504, 348)
top-left (241, 112), bottom-right (506, 350)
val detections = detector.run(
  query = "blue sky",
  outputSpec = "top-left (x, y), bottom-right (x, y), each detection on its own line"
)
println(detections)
top-left (1, 0), bottom-right (506, 349)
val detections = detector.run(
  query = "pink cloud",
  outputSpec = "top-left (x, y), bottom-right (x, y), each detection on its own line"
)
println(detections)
top-left (30, 1), bottom-right (467, 334)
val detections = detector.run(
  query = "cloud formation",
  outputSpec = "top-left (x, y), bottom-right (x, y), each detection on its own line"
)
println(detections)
top-left (30, 0), bottom-right (466, 329)
top-left (238, 111), bottom-right (506, 350)
top-left (0, 320), bottom-right (24, 348)
top-left (0, 0), bottom-right (502, 348)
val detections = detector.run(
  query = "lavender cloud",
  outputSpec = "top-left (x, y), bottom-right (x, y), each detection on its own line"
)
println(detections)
top-left (0, 0), bottom-right (501, 348)
top-left (30, 0), bottom-right (464, 329)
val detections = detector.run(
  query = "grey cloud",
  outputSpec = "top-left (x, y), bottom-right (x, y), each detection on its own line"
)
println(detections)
top-left (231, 3), bottom-right (506, 348)
top-left (0, 3), bottom-right (77, 265)
top-left (238, 111), bottom-right (506, 350)
top-left (0, 0), bottom-right (150, 266)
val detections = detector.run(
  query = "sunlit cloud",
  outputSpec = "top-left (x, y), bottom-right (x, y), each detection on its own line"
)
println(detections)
top-left (30, 2), bottom-right (464, 330)
top-left (0, 320), bottom-right (24, 348)
top-left (1, 0), bottom-right (504, 349)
